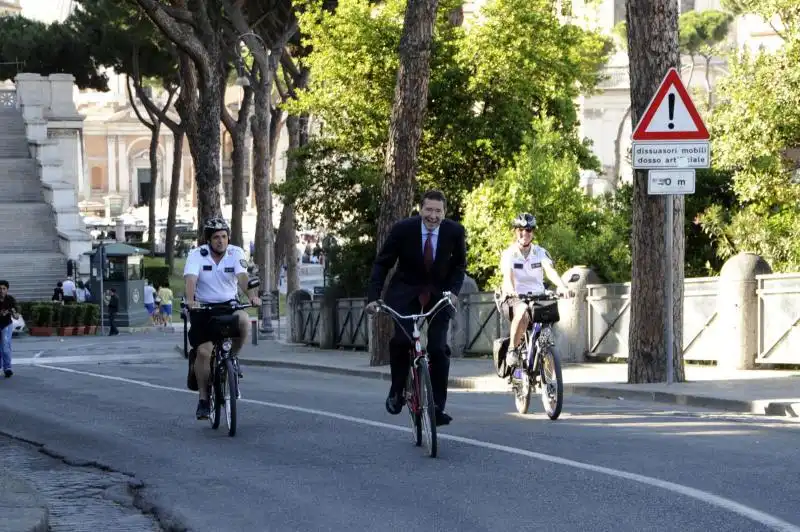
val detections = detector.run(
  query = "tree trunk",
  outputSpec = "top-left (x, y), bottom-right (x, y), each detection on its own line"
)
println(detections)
top-left (164, 129), bottom-right (184, 272)
top-left (251, 61), bottom-right (276, 304)
top-left (189, 81), bottom-right (223, 224)
top-left (370, 0), bottom-right (441, 366)
top-left (626, 0), bottom-right (685, 383)
top-left (230, 132), bottom-right (246, 248)
top-left (222, 86), bottom-right (253, 249)
top-left (147, 123), bottom-right (161, 257)
top-left (704, 56), bottom-right (713, 109)
top-left (275, 114), bottom-right (301, 294)
top-left (613, 104), bottom-right (632, 187)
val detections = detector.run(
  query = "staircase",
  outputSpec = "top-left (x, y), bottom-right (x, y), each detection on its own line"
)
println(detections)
top-left (0, 106), bottom-right (67, 301)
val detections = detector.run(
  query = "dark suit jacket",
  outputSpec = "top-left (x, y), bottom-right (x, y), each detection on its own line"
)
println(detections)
top-left (367, 216), bottom-right (467, 309)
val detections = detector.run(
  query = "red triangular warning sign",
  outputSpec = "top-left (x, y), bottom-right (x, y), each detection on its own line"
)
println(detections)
top-left (632, 68), bottom-right (709, 141)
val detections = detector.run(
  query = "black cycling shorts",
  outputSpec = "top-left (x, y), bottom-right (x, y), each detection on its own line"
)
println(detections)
top-left (188, 307), bottom-right (238, 348)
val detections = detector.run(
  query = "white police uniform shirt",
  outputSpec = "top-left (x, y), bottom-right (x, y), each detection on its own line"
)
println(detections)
top-left (183, 244), bottom-right (248, 303)
top-left (500, 244), bottom-right (553, 295)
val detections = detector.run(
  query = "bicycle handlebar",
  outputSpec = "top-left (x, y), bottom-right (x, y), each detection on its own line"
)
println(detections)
top-left (374, 292), bottom-right (455, 321)
top-left (181, 299), bottom-right (254, 312)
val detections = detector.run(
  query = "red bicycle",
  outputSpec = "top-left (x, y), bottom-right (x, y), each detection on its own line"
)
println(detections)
top-left (374, 293), bottom-right (455, 458)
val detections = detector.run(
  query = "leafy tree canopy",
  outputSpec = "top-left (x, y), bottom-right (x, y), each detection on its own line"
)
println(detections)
top-left (0, 14), bottom-right (107, 90)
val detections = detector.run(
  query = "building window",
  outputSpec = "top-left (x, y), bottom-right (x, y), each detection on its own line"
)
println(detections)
top-left (91, 166), bottom-right (104, 191)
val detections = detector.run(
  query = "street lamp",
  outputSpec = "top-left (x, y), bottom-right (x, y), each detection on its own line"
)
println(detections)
top-left (233, 31), bottom-right (275, 339)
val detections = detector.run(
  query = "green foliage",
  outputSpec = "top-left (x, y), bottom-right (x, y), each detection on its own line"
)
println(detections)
top-left (721, 0), bottom-right (800, 37)
top-left (684, 167), bottom-right (737, 277)
top-left (284, 0), bottom-right (612, 294)
top-left (144, 264), bottom-right (170, 289)
top-left (701, 30), bottom-right (800, 272)
top-left (679, 10), bottom-right (734, 59)
top-left (462, 116), bottom-right (631, 289)
top-left (709, 44), bottom-right (800, 208)
top-left (69, 0), bottom-right (179, 88)
top-left (0, 15), bottom-right (107, 89)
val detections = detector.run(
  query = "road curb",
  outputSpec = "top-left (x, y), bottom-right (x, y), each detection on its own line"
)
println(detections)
top-left (232, 355), bottom-right (800, 418)
top-left (0, 474), bottom-right (49, 532)
top-left (562, 384), bottom-right (760, 414)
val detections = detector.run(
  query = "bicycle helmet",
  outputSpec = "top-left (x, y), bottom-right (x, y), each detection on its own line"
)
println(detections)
top-left (511, 212), bottom-right (536, 230)
top-left (203, 217), bottom-right (230, 241)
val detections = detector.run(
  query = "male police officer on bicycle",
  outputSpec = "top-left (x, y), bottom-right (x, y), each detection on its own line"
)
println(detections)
top-left (184, 217), bottom-right (260, 420)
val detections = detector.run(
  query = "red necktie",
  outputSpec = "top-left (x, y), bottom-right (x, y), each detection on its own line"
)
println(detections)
top-left (420, 232), bottom-right (434, 308)
top-left (423, 232), bottom-right (434, 271)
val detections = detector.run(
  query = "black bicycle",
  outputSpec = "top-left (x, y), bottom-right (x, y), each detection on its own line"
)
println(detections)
top-left (182, 299), bottom-right (252, 437)
top-left (494, 291), bottom-right (566, 419)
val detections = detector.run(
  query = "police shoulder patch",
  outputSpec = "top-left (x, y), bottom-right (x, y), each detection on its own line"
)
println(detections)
top-left (240, 259), bottom-right (248, 269)
top-left (199, 247), bottom-right (209, 257)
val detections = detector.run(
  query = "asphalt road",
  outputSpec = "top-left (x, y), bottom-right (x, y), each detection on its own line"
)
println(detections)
top-left (1, 350), bottom-right (799, 532)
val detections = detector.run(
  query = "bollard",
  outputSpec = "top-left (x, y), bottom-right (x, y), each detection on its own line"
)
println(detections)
top-left (251, 319), bottom-right (258, 345)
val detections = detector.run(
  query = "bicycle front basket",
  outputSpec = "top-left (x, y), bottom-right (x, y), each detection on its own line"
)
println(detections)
top-left (209, 314), bottom-right (242, 339)
top-left (532, 299), bottom-right (560, 324)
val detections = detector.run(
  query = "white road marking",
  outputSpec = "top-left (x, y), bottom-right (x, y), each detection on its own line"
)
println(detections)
top-left (14, 353), bottom-right (176, 366)
top-left (35, 364), bottom-right (800, 532)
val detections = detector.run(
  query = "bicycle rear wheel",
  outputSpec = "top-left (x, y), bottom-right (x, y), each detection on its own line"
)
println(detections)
top-left (222, 358), bottom-right (239, 437)
top-left (406, 365), bottom-right (422, 446)
top-left (416, 358), bottom-right (437, 458)
top-left (539, 346), bottom-right (563, 420)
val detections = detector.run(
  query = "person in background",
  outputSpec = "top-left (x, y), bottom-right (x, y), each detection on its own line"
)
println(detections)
top-left (52, 282), bottom-right (64, 303)
top-left (108, 288), bottom-right (119, 336)
top-left (62, 277), bottom-right (77, 304)
top-left (76, 280), bottom-right (91, 303)
top-left (0, 280), bottom-right (19, 378)
top-left (157, 280), bottom-right (174, 327)
top-left (143, 279), bottom-right (157, 324)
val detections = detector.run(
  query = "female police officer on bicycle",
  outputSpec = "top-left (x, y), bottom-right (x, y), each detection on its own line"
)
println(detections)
top-left (498, 213), bottom-right (573, 367)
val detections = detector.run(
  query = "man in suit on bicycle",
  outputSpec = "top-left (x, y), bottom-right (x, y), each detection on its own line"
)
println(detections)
top-left (366, 190), bottom-right (467, 426)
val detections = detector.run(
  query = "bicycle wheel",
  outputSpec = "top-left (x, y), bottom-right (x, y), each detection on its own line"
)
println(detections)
top-left (223, 358), bottom-right (239, 437)
top-left (513, 339), bottom-right (531, 415)
top-left (406, 363), bottom-right (422, 447)
top-left (514, 374), bottom-right (531, 414)
top-left (209, 358), bottom-right (222, 429)
top-left (539, 346), bottom-right (563, 420)
top-left (416, 358), bottom-right (437, 458)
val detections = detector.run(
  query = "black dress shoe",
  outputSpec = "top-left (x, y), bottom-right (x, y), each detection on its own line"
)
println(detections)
top-left (385, 394), bottom-right (405, 415)
top-left (435, 410), bottom-right (452, 426)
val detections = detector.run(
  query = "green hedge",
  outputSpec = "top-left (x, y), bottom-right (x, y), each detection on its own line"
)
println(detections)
top-left (28, 302), bottom-right (101, 327)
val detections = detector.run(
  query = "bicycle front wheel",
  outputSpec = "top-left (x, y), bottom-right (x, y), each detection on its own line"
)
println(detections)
top-left (223, 358), bottom-right (239, 437)
top-left (539, 346), bottom-right (563, 420)
top-left (416, 358), bottom-right (437, 458)
top-left (210, 358), bottom-right (222, 429)
top-left (406, 365), bottom-right (422, 447)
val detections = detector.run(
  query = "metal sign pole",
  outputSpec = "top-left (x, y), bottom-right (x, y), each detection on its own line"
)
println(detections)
top-left (99, 243), bottom-right (105, 336)
top-left (665, 194), bottom-right (674, 385)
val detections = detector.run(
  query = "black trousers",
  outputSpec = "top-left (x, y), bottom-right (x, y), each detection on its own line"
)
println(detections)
top-left (388, 302), bottom-right (452, 411)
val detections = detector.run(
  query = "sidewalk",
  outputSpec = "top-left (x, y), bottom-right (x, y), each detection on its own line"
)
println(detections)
top-left (203, 341), bottom-right (800, 419)
top-left (0, 474), bottom-right (49, 532)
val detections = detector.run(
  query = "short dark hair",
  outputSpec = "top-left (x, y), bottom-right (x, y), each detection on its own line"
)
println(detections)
top-left (420, 189), bottom-right (447, 209)
top-left (0, 280), bottom-right (8, 288)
